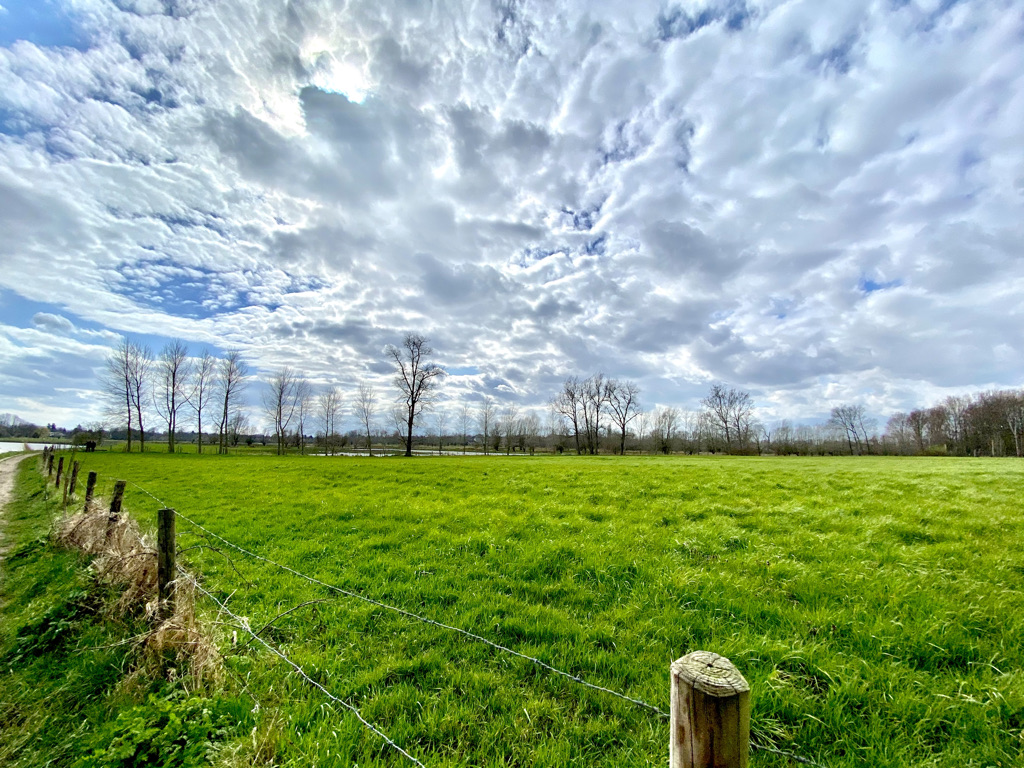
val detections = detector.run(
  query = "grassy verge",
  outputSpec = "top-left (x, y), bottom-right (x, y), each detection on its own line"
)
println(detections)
top-left (0, 458), bottom-right (254, 768)
top-left (50, 452), bottom-right (1024, 767)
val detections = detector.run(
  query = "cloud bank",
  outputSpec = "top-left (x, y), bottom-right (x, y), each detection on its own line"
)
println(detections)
top-left (1, 0), bottom-right (1022, 427)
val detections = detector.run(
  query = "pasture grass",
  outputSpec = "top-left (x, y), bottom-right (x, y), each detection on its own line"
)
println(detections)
top-left (40, 453), bottom-right (1024, 766)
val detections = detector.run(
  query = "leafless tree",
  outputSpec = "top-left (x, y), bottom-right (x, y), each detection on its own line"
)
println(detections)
top-left (355, 382), bottom-right (377, 456)
top-left (651, 406), bottom-right (680, 454)
top-left (499, 403), bottom-right (520, 454)
top-left (102, 337), bottom-right (136, 452)
top-left (633, 409), bottom-right (649, 455)
top-left (434, 409), bottom-right (448, 455)
top-left (217, 350), bottom-right (248, 454)
top-left (227, 410), bottom-right (249, 447)
top-left (701, 384), bottom-right (754, 451)
top-left (607, 379), bottom-right (641, 455)
top-left (552, 377), bottom-right (583, 454)
top-left (477, 396), bottom-right (496, 455)
top-left (294, 377), bottom-right (313, 455)
top-left (458, 401), bottom-right (473, 453)
top-left (828, 404), bottom-right (874, 455)
top-left (579, 373), bottom-right (611, 454)
top-left (154, 340), bottom-right (190, 453)
top-left (264, 368), bottom-right (300, 456)
top-left (187, 350), bottom-right (216, 454)
top-left (521, 411), bottom-right (541, 454)
top-left (386, 333), bottom-right (446, 457)
top-left (317, 385), bottom-right (343, 455)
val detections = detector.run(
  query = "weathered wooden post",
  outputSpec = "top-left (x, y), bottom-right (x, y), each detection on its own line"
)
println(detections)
top-left (67, 461), bottom-right (81, 498)
top-left (55, 456), bottom-right (65, 487)
top-left (157, 508), bottom-right (176, 620)
top-left (84, 471), bottom-right (98, 510)
top-left (46, 451), bottom-right (54, 476)
top-left (671, 651), bottom-right (750, 768)
top-left (105, 480), bottom-right (126, 547)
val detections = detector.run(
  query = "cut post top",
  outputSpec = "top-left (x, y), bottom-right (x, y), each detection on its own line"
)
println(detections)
top-left (671, 651), bottom-right (750, 697)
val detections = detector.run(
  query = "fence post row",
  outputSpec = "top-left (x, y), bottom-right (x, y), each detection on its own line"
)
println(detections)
top-left (157, 508), bottom-right (176, 620)
top-left (671, 651), bottom-right (750, 768)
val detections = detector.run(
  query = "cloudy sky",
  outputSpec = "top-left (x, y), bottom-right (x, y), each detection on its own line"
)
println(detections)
top-left (1, 0), bottom-right (1022, 430)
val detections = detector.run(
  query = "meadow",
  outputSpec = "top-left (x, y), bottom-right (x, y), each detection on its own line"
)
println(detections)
top-left (54, 453), bottom-right (1024, 766)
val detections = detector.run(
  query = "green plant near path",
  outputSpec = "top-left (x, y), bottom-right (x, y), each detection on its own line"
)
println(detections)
top-left (47, 454), bottom-right (1024, 766)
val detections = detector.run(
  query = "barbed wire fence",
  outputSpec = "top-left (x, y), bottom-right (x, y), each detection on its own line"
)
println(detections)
top-left (124, 477), bottom-right (825, 767)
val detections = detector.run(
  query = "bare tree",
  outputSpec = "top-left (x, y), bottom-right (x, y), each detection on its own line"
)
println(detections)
top-left (477, 396), bottom-right (496, 455)
top-left (828, 404), bottom-right (876, 455)
top-left (264, 368), bottom-right (300, 456)
top-left (634, 409), bottom-right (649, 455)
top-left (386, 334), bottom-right (446, 457)
top-left (102, 337), bottom-right (135, 452)
top-left (499, 403), bottom-right (520, 454)
top-left (228, 410), bottom-right (249, 447)
top-left (458, 401), bottom-right (473, 454)
top-left (217, 350), bottom-right (248, 454)
top-left (701, 384), bottom-right (754, 451)
top-left (652, 406), bottom-right (680, 454)
top-left (355, 382), bottom-right (377, 456)
top-left (317, 385), bottom-right (343, 455)
top-left (154, 340), bottom-right (190, 453)
top-left (521, 411), bottom-right (541, 454)
top-left (294, 377), bottom-right (313, 455)
top-left (187, 350), bottom-right (216, 454)
top-left (552, 377), bottom-right (583, 454)
top-left (607, 379), bottom-right (641, 455)
top-left (434, 409), bottom-right (448, 455)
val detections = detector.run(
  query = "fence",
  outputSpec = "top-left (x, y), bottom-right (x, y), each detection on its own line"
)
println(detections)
top-left (38, 446), bottom-right (822, 767)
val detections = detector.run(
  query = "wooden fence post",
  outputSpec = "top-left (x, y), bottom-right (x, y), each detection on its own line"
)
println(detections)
top-left (55, 456), bottom-right (64, 487)
top-left (157, 508), bottom-right (176, 620)
top-left (105, 481), bottom-right (126, 547)
top-left (47, 451), bottom-right (54, 476)
top-left (671, 651), bottom-right (750, 768)
top-left (67, 461), bottom-right (81, 498)
top-left (84, 471), bottom-right (98, 510)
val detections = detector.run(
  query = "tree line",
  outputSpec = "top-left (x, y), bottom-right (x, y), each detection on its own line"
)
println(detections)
top-left (94, 334), bottom-right (1024, 457)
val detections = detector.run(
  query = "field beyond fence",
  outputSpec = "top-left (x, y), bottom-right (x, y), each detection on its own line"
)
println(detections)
top-left (45, 453), bottom-right (1024, 767)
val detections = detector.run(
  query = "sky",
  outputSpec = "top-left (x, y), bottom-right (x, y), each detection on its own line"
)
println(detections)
top-left (1, 0), bottom-right (1022, 432)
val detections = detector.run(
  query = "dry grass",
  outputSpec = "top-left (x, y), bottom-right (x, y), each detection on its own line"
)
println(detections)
top-left (53, 499), bottom-right (221, 689)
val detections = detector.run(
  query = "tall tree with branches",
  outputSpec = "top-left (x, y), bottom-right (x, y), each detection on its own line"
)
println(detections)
top-left (187, 350), bottom-right (216, 454)
top-left (355, 381), bottom-right (377, 456)
top-left (154, 339), bottom-right (190, 453)
top-left (386, 333), bottom-right (446, 457)
top-left (477, 396), bottom-right (495, 455)
top-left (263, 368), bottom-right (300, 456)
top-left (607, 379), bottom-right (641, 455)
top-left (317, 385), bottom-right (343, 455)
top-left (216, 350), bottom-right (248, 455)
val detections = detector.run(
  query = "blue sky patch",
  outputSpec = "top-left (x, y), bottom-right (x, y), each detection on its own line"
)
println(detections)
top-left (860, 277), bottom-right (903, 293)
top-left (0, 0), bottom-right (89, 50)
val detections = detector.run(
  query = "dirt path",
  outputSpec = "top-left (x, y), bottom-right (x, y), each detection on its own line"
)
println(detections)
top-left (0, 453), bottom-right (31, 563)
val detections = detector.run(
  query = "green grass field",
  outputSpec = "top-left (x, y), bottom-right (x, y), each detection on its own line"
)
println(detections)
top-left (36, 453), bottom-right (1024, 766)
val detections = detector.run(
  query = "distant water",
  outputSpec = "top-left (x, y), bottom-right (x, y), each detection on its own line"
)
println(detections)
top-left (0, 442), bottom-right (73, 455)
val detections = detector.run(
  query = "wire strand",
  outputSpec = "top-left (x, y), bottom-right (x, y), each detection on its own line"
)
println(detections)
top-left (182, 568), bottom-right (427, 768)
top-left (127, 479), bottom-right (667, 717)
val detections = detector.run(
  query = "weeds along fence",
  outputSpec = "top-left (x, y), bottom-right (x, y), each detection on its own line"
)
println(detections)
top-left (39, 447), bottom-right (824, 768)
